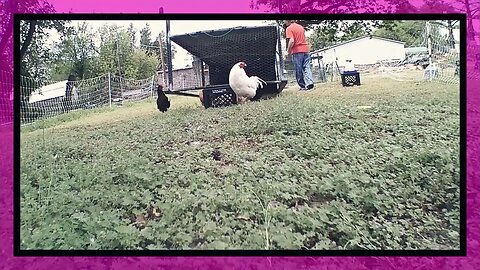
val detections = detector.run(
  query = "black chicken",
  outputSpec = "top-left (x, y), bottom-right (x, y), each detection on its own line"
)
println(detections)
top-left (156, 84), bottom-right (170, 112)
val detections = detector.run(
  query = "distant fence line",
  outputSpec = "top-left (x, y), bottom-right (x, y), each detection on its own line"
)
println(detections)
top-left (16, 73), bottom-right (157, 126)
top-left (0, 50), bottom-right (475, 127)
top-left (2, 73), bottom-right (154, 126)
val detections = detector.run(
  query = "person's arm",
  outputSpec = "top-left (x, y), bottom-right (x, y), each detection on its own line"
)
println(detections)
top-left (285, 27), bottom-right (294, 55)
top-left (287, 38), bottom-right (294, 54)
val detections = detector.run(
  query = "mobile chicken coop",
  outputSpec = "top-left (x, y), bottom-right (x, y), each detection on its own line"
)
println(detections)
top-left (165, 24), bottom-right (288, 108)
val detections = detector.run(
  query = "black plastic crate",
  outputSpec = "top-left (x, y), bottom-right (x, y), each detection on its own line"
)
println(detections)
top-left (202, 84), bottom-right (237, 109)
top-left (341, 71), bottom-right (361, 87)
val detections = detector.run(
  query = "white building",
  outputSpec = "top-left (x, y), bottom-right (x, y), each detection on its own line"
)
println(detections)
top-left (311, 36), bottom-right (406, 66)
top-left (28, 80), bottom-right (79, 103)
top-left (29, 80), bottom-right (68, 103)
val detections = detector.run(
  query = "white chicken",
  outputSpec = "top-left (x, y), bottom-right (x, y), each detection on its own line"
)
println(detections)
top-left (228, 61), bottom-right (267, 104)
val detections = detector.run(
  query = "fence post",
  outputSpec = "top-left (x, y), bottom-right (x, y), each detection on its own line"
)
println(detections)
top-left (426, 21), bottom-right (433, 81)
top-left (151, 75), bottom-right (155, 97)
top-left (166, 20), bottom-right (174, 91)
top-left (120, 77), bottom-right (124, 106)
top-left (108, 73), bottom-right (112, 108)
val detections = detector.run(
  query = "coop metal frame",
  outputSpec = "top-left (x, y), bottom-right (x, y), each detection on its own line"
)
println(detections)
top-left (163, 21), bottom-right (288, 99)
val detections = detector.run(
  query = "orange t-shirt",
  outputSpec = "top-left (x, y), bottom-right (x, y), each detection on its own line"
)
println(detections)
top-left (286, 23), bottom-right (310, 53)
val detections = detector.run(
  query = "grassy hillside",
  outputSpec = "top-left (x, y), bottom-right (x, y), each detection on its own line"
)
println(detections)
top-left (20, 77), bottom-right (460, 250)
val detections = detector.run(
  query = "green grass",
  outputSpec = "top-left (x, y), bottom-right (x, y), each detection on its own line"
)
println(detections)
top-left (20, 76), bottom-right (460, 250)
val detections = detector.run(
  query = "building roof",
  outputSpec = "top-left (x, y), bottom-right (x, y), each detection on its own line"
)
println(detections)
top-left (311, 36), bottom-right (405, 54)
top-left (29, 80), bottom-right (67, 103)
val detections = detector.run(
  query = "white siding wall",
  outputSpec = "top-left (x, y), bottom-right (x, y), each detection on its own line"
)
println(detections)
top-left (315, 37), bottom-right (406, 66)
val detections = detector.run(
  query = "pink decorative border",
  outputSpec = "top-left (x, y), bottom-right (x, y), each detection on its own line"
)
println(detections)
top-left (1, 0), bottom-right (479, 269)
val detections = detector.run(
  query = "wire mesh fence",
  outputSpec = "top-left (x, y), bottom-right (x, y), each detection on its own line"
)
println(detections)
top-left (0, 69), bottom-right (14, 126)
top-left (110, 75), bottom-right (156, 104)
top-left (467, 44), bottom-right (480, 81)
top-left (156, 63), bottom-right (210, 91)
top-left (285, 22), bottom-right (464, 88)
top-left (375, 22), bottom-right (460, 85)
top-left (283, 55), bottom-right (341, 88)
top-left (17, 73), bottom-right (155, 126)
top-left (2, 22), bottom-right (473, 127)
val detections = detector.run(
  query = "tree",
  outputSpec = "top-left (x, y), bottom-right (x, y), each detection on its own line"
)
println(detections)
top-left (95, 25), bottom-right (136, 77)
top-left (417, 0), bottom-right (479, 43)
top-left (0, 0), bottom-right (16, 61)
top-left (251, 0), bottom-right (417, 13)
top-left (20, 21), bottom-right (50, 79)
top-left (140, 23), bottom-right (153, 55)
top-left (127, 23), bottom-right (136, 45)
top-left (51, 22), bottom-right (98, 81)
top-left (19, 19), bottom-right (68, 72)
top-left (428, 22), bottom-right (452, 54)
top-left (0, 0), bottom-right (70, 101)
top-left (458, 0), bottom-right (480, 42)
top-left (431, 20), bottom-right (460, 48)
top-left (373, 20), bottom-right (426, 47)
top-left (373, 20), bottom-right (454, 52)
top-left (137, 23), bottom-right (179, 66)
top-left (117, 30), bottom-right (137, 78)
top-left (19, 11), bottom-right (66, 63)
top-left (279, 20), bottom-right (385, 51)
top-left (417, 0), bottom-right (455, 12)
top-left (1, 0), bottom-right (66, 73)
top-left (20, 21), bottom-right (38, 61)
top-left (373, 20), bottom-right (453, 56)
top-left (150, 31), bottom-right (177, 70)
top-left (90, 24), bottom-right (119, 77)
top-left (19, 19), bottom-right (68, 99)
top-left (131, 50), bottom-right (158, 79)
top-left (90, 23), bottom-right (159, 79)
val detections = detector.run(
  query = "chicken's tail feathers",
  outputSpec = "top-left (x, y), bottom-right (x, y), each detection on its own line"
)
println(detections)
top-left (250, 76), bottom-right (267, 89)
top-left (258, 77), bottom-right (267, 85)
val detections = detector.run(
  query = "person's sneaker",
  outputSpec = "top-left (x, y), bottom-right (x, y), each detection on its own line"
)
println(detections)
top-left (306, 84), bottom-right (314, 90)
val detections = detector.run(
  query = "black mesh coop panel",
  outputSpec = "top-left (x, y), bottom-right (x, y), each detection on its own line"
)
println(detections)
top-left (169, 25), bottom-right (287, 102)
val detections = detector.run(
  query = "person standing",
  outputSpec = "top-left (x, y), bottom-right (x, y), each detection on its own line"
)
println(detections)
top-left (284, 20), bottom-right (314, 91)
top-left (64, 75), bottom-right (76, 113)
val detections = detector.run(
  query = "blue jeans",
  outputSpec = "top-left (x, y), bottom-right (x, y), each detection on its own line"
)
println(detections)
top-left (292, 52), bottom-right (314, 88)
